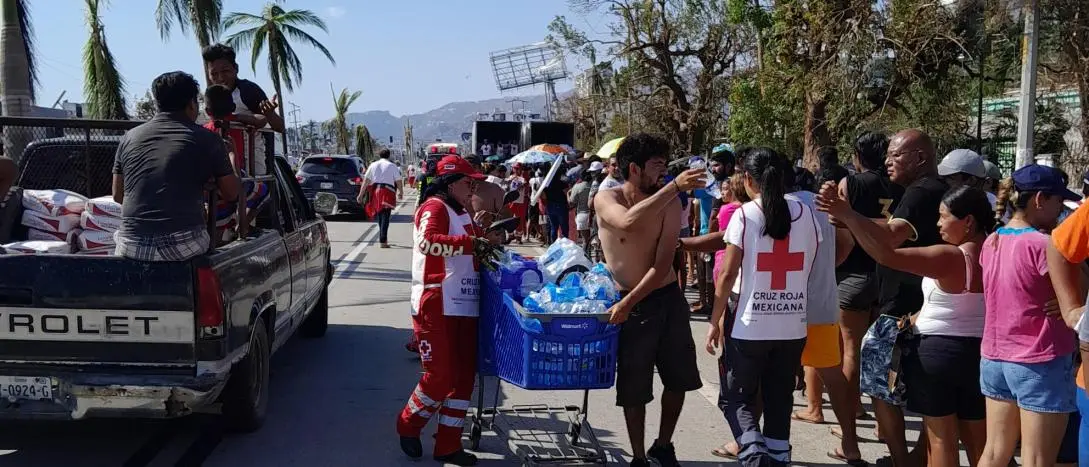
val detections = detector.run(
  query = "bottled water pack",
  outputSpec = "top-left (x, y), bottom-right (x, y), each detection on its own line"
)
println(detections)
top-left (521, 262), bottom-right (618, 315)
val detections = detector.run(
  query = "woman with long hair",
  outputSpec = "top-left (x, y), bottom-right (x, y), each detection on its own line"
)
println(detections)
top-left (707, 148), bottom-right (821, 467)
top-left (976, 164), bottom-right (1080, 467)
top-left (819, 185), bottom-right (994, 467)
top-left (397, 156), bottom-right (495, 466)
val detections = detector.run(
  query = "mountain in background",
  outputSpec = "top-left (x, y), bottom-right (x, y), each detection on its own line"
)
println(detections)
top-left (341, 93), bottom-right (556, 144)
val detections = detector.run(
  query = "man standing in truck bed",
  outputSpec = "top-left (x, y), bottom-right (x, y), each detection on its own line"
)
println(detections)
top-left (112, 71), bottom-right (240, 261)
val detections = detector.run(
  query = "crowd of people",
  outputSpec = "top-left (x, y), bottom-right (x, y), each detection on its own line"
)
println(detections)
top-left (398, 129), bottom-right (1089, 467)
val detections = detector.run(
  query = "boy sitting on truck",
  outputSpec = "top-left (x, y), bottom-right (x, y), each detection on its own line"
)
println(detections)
top-left (202, 84), bottom-right (270, 241)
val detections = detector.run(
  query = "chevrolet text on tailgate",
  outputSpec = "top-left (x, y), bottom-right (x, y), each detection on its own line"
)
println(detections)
top-left (0, 116), bottom-right (334, 433)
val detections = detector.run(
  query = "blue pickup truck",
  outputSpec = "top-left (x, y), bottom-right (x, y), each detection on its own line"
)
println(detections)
top-left (0, 117), bottom-right (332, 432)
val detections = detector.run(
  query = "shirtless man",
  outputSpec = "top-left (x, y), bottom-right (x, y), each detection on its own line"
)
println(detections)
top-left (594, 133), bottom-right (706, 467)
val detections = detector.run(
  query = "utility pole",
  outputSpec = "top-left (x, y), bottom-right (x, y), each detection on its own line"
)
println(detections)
top-left (1014, 0), bottom-right (1040, 169)
top-left (287, 102), bottom-right (302, 155)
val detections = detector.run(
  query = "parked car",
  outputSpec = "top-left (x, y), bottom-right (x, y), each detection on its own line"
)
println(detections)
top-left (296, 154), bottom-right (366, 216)
top-left (0, 117), bottom-right (332, 433)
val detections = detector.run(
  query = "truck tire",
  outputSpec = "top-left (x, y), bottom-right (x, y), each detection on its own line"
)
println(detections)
top-left (300, 286), bottom-right (329, 338)
top-left (221, 320), bottom-right (270, 433)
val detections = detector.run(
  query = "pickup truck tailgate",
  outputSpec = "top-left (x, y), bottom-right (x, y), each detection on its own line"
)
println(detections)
top-left (0, 255), bottom-right (195, 365)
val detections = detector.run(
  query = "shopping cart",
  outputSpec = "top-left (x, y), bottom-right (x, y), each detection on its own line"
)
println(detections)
top-left (471, 271), bottom-right (620, 465)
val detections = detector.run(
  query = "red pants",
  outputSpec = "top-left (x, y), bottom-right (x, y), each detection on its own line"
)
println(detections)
top-left (396, 294), bottom-right (478, 456)
top-left (507, 202), bottom-right (527, 236)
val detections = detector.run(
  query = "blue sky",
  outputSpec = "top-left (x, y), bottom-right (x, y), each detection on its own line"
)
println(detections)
top-left (31, 0), bottom-right (610, 121)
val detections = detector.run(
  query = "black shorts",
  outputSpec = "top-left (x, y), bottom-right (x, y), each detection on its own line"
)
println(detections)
top-left (836, 271), bottom-right (878, 312)
top-left (616, 283), bottom-right (703, 407)
top-left (903, 335), bottom-right (985, 420)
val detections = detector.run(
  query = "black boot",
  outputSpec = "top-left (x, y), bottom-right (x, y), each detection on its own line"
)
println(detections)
top-left (434, 449), bottom-right (478, 466)
top-left (399, 436), bottom-right (422, 459)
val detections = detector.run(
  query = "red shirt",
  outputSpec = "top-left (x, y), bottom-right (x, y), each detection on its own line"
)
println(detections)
top-left (203, 116), bottom-right (245, 169)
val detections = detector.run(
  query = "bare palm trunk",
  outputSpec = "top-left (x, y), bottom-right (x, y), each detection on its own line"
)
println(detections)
top-left (268, 53), bottom-right (288, 156)
top-left (1, 0), bottom-right (33, 164)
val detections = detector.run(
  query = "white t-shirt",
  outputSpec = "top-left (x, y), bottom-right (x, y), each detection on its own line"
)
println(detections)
top-left (789, 191), bottom-right (839, 325)
top-left (600, 176), bottom-right (622, 191)
top-left (723, 198), bottom-right (822, 340)
top-left (407, 165), bottom-right (417, 177)
top-left (364, 158), bottom-right (401, 186)
top-left (481, 144), bottom-right (493, 156)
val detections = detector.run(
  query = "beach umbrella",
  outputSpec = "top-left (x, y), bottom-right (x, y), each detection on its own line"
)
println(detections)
top-left (485, 155), bottom-right (504, 163)
top-left (595, 137), bottom-right (625, 159)
top-left (527, 144), bottom-right (573, 156)
top-left (506, 149), bottom-right (557, 166)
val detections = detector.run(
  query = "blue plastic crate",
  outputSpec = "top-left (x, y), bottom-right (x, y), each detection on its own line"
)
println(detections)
top-left (478, 272), bottom-right (619, 390)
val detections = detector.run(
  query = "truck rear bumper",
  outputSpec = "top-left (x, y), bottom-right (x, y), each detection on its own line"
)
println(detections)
top-left (0, 344), bottom-right (247, 421)
top-left (0, 372), bottom-right (227, 421)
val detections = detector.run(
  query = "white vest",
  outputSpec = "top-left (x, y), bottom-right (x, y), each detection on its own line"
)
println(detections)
top-left (410, 200), bottom-right (480, 317)
top-left (729, 200), bottom-right (820, 340)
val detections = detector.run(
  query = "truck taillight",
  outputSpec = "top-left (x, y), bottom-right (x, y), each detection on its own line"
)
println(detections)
top-left (196, 266), bottom-right (225, 337)
top-left (348, 176), bottom-right (363, 185)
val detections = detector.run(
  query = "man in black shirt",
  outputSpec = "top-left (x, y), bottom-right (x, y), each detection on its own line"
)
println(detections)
top-left (832, 132), bottom-right (904, 429)
top-left (113, 71), bottom-right (240, 261)
top-left (820, 129), bottom-right (947, 467)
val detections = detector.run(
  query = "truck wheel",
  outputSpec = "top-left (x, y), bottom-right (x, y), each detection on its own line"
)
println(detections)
top-left (221, 320), bottom-right (270, 433)
top-left (300, 286), bottom-right (329, 338)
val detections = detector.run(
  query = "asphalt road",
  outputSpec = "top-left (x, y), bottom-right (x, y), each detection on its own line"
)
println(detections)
top-left (0, 194), bottom-right (935, 466)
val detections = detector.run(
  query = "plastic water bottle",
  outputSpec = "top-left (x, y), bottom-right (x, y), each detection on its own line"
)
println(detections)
top-left (688, 158), bottom-right (715, 188)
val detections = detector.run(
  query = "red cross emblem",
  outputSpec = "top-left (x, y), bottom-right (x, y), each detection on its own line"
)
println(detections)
top-left (418, 339), bottom-right (433, 362)
top-left (756, 237), bottom-right (805, 290)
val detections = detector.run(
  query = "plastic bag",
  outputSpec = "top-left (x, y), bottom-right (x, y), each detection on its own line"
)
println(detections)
top-left (27, 227), bottom-right (80, 244)
top-left (2, 240), bottom-right (72, 254)
top-left (22, 209), bottom-right (81, 233)
top-left (22, 189), bottom-right (88, 216)
top-left (77, 229), bottom-right (116, 251)
top-left (81, 210), bottom-right (122, 232)
top-left (86, 196), bottom-right (123, 218)
top-left (539, 237), bottom-right (592, 285)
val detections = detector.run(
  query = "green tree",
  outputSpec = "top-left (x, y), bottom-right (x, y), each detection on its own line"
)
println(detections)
top-left (1, 0), bottom-right (37, 163)
top-left (133, 90), bottom-right (158, 120)
top-left (155, 0), bottom-right (222, 62)
top-left (223, 2), bottom-right (336, 154)
top-left (330, 87), bottom-right (361, 154)
top-left (83, 0), bottom-right (128, 120)
top-left (550, 0), bottom-right (748, 153)
top-left (354, 124), bottom-right (374, 161)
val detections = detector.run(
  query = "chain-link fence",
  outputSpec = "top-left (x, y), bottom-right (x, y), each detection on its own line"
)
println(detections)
top-left (1, 117), bottom-right (141, 199)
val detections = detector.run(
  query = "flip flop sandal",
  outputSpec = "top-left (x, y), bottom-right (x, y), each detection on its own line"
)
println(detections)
top-left (831, 426), bottom-right (884, 442)
top-left (791, 410), bottom-right (826, 424)
top-left (827, 450), bottom-right (868, 466)
top-left (710, 445), bottom-right (737, 459)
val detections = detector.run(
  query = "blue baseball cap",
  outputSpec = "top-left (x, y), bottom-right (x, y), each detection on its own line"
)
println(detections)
top-left (1012, 164), bottom-right (1080, 201)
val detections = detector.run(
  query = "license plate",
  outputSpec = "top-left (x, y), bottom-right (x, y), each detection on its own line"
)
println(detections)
top-left (320, 182), bottom-right (334, 189)
top-left (0, 376), bottom-right (52, 401)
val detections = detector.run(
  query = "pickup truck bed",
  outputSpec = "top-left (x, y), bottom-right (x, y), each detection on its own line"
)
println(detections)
top-left (0, 117), bottom-right (332, 432)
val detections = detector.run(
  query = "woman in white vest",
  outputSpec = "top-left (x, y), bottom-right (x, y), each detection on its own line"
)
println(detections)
top-left (396, 155), bottom-right (491, 466)
top-left (706, 148), bottom-right (821, 467)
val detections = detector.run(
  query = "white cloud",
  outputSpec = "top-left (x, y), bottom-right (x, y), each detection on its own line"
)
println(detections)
top-left (325, 6), bottom-right (346, 19)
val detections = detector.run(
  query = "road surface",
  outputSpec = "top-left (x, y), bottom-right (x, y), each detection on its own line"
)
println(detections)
top-left (0, 195), bottom-right (933, 466)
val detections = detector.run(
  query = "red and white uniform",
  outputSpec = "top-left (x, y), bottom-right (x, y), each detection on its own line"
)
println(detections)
top-left (397, 196), bottom-right (481, 456)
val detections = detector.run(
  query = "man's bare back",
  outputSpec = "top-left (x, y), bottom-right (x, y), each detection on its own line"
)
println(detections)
top-left (597, 187), bottom-right (677, 292)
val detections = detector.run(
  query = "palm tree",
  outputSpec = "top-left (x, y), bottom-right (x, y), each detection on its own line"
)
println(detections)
top-left (83, 0), bottom-right (128, 120)
top-left (155, 0), bottom-right (222, 61)
top-left (223, 2), bottom-right (336, 154)
top-left (354, 124), bottom-right (374, 161)
top-left (331, 87), bottom-right (361, 154)
top-left (1, 0), bottom-right (37, 163)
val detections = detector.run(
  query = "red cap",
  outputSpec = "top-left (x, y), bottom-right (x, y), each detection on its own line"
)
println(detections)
top-left (436, 155), bottom-right (486, 180)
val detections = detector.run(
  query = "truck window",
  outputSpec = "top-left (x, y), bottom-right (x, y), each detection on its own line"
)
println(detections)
top-left (275, 158), bottom-right (310, 231)
top-left (301, 158), bottom-right (359, 176)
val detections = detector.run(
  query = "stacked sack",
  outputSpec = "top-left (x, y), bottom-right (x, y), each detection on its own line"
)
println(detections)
top-left (76, 196), bottom-right (122, 255)
top-left (2, 189), bottom-right (86, 254)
